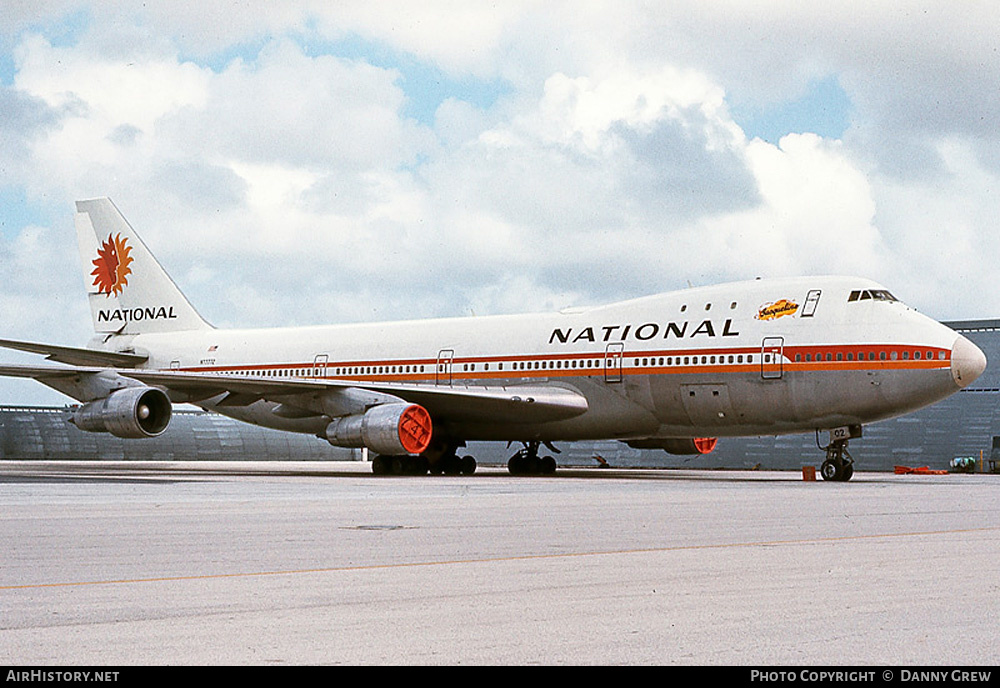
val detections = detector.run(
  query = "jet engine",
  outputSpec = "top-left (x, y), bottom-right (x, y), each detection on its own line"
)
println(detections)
top-left (626, 437), bottom-right (718, 455)
top-left (325, 403), bottom-right (432, 456)
top-left (70, 387), bottom-right (172, 438)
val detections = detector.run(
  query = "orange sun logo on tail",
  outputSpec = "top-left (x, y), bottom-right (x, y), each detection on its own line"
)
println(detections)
top-left (91, 233), bottom-right (134, 296)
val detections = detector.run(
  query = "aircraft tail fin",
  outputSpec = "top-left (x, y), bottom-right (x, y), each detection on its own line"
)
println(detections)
top-left (75, 198), bottom-right (213, 335)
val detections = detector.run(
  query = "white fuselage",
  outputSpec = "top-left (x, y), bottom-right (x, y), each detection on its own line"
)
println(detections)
top-left (108, 276), bottom-right (977, 444)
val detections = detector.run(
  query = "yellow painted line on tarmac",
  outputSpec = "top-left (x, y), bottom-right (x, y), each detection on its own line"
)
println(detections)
top-left (3, 525), bottom-right (998, 591)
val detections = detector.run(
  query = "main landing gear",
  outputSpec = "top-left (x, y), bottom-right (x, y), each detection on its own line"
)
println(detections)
top-left (371, 454), bottom-right (429, 476)
top-left (816, 426), bottom-right (861, 482)
top-left (370, 446), bottom-right (477, 476)
top-left (431, 452), bottom-right (477, 476)
top-left (368, 440), bottom-right (562, 476)
top-left (507, 441), bottom-right (559, 475)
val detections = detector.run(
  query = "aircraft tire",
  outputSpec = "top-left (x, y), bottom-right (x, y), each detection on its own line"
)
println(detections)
top-left (540, 456), bottom-right (557, 474)
top-left (461, 455), bottom-right (477, 475)
top-left (820, 459), bottom-right (841, 481)
top-left (389, 456), bottom-right (407, 475)
top-left (507, 455), bottom-right (525, 475)
top-left (412, 456), bottom-right (430, 475)
top-left (441, 454), bottom-right (461, 475)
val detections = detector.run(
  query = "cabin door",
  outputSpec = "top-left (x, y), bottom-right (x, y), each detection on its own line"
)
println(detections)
top-left (436, 349), bottom-right (454, 386)
top-left (761, 337), bottom-right (784, 380)
top-left (312, 354), bottom-right (328, 378)
top-left (604, 343), bottom-right (624, 383)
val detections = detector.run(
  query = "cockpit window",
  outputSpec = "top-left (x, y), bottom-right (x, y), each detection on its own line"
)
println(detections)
top-left (848, 289), bottom-right (898, 303)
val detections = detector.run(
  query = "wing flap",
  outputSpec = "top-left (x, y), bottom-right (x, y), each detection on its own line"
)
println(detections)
top-left (362, 381), bottom-right (590, 424)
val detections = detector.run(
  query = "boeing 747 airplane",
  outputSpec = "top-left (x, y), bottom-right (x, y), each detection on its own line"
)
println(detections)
top-left (0, 199), bottom-right (987, 480)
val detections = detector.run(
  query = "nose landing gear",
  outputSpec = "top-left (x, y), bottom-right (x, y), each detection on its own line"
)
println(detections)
top-left (816, 426), bottom-right (860, 482)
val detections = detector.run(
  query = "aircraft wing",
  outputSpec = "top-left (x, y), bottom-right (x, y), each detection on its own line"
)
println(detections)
top-left (121, 368), bottom-right (589, 424)
top-left (0, 338), bottom-right (148, 367)
top-left (0, 364), bottom-right (589, 425)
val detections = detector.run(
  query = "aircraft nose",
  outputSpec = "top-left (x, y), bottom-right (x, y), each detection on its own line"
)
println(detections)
top-left (951, 335), bottom-right (987, 388)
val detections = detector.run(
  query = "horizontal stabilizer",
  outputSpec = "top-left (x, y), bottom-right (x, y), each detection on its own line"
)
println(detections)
top-left (0, 363), bottom-right (104, 379)
top-left (0, 338), bottom-right (148, 368)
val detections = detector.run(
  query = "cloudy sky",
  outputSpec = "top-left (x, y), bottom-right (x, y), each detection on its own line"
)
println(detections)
top-left (2, 1), bottom-right (999, 404)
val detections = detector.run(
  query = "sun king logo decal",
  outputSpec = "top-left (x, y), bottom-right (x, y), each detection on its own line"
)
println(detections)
top-left (91, 233), bottom-right (133, 297)
top-left (756, 299), bottom-right (799, 321)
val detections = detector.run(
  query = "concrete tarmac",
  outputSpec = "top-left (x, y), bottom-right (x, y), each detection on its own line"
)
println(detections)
top-left (1, 461), bottom-right (998, 665)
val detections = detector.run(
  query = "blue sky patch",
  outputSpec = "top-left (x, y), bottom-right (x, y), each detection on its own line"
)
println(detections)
top-left (0, 187), bottom-right (52, 238)
top-left (734, 75), bottom-right (853, 144)
top-left (303, 33), bottom-right (509, 126)
top-left (193, 31), bottom-right (509, 127)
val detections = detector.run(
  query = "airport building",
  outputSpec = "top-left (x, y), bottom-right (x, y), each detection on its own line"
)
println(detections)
top-left (0, 404), bottom-right (360, 462)
top-left (2, 320), bottom-right (998, 472)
